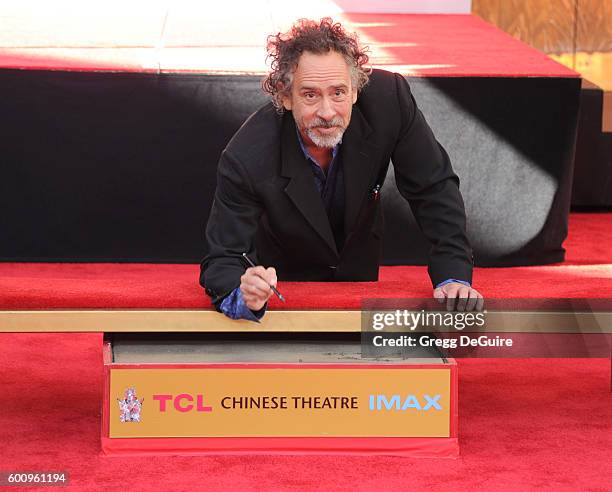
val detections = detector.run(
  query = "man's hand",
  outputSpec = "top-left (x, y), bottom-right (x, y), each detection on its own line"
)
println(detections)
top-left (433, 282), bottom-right (484, 312)
top-left (240, 266), bottom-right (278, 311)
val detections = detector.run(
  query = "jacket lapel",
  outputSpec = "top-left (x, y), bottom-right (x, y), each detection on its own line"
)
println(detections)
top-left (342, 106), bottom-right (383, 236)
top-left (280, 114), bottom-right (339, 258)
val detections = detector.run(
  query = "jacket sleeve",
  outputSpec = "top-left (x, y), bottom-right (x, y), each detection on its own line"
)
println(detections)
top-left (390, 73), bottom-right (473, 287)
top-left (200, 149), bottom-right (264, 307)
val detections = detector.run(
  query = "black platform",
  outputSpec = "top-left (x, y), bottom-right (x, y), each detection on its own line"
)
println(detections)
top-left (0, 68), bottom-right (580, 266)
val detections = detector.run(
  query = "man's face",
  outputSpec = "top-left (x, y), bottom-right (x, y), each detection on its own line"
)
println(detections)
top-left (282, 50), bottom-right (358, 148)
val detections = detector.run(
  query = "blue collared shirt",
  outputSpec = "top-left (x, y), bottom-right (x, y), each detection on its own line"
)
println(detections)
top-left (219, 286), bottom-right (265, 322)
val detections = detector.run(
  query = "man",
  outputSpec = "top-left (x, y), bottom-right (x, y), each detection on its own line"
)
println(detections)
top-left (201, 18), bottom-right (483, 321)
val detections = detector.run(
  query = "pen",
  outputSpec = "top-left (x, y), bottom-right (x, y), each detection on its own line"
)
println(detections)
top-left (242, 253), bottom-right (286, 302)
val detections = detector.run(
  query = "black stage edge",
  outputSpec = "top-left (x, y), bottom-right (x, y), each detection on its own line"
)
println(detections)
top-left (0, 70), bottom-right (580, 267)
top-left (571, 80), bottom-right (612, 207)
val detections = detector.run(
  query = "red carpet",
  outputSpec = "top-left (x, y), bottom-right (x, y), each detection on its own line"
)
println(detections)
top-left (0, 11), bottom-right (575, 77)
top-left (0, 332), bottom-right (609, 490)
top-left (1, 213), bottom-right (611, 310)
top-left (0, 212), bottom-right (611, 488)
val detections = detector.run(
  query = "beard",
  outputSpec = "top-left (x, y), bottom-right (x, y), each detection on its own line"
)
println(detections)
top-left (298, 117), bottom-right (346, 148)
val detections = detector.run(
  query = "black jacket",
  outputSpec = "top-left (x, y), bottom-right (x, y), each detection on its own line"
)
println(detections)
top-left (200, 69), bottom-right (473, 306)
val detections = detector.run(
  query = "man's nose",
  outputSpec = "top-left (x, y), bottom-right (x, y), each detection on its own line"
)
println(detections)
top-left (316, 97), bottom-right (335, 120)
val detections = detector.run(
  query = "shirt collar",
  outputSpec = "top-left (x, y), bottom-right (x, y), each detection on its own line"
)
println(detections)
top-left (295, 127), bottom-right (340, 167)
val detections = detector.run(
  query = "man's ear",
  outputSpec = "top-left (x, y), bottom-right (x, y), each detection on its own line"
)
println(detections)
top-left (351, 88), bottom-right (358, 104)
top-left (281, 93), bottom-right (292, 111)
top-left (279, 84), bottom-right (292, 111)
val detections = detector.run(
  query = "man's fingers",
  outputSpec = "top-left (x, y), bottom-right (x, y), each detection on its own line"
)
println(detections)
top-left (432, 284), bottom-right (458, 311)
top-left (444, 284), bottom-right (460, 311)
top-left (240, 265), bottom-right (279, 310)
top-left (465, 288), bottom-right (479, 311)
top-left (434, 282), bottom-right (485, 312)
top-left (455, 286), bottom-right (471, 312)
top-left (241, 282), bottom-right (271, 299)
top-left (476, 293), bottom-right (485, 312)
top-left (243, 267), bottom-right (272, 290)
top-left (264, 267), bottom-right (277, 288)
top-left (240, 270), bottom-right (272, 299)
top-left (433, 287), bottom-right (445, 304)
top-left (245, 266), bottom-right (277, 289)
top-left (246, 266), bottom-right (267, 277)
top-left (242, 293), bottom-right (266, 311)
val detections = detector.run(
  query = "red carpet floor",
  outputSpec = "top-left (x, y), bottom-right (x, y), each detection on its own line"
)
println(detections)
top-left (1, 213), bottom-right (611, 310)
top-left (0, 333), bottom-right (609, 491)
top-left (0, 10), bottom-right (575, 77)
top-left (0, 212), bottom-right (611, 489)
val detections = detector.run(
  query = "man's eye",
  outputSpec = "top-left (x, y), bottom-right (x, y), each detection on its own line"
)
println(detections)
top-left (304, 93), bottom-right (316, 99)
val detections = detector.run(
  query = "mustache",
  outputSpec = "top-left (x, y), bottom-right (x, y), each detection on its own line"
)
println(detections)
top-left (307, 118), bottom-right (345, 129)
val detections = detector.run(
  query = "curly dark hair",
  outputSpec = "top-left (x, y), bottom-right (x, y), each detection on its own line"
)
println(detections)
top-left (262, 18), bottom-right (370, 112)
